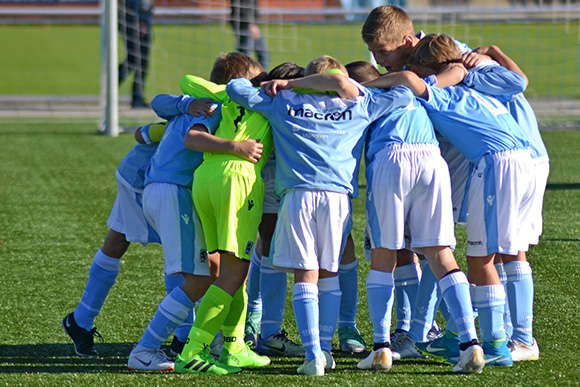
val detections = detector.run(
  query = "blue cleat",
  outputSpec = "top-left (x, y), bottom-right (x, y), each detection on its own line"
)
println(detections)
top-left (416, 330), bottom-right (460, 361)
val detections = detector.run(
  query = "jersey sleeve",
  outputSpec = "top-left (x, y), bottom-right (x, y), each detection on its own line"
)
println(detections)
top-left (140, 121), bottom-right (167, 144)
top-left (226, 78), bottom-right (275, 116)
top-left (150, 94), bottom-right (197, 120)
top-left (463, 64), bottom-right (527, 102)
top-left (180, 75), bottom-right (228, 102)
top-left (367, 85), bottom-right (415, 121)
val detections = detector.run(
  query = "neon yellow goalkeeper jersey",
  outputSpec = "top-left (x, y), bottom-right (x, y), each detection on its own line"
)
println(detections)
top-left (180, 75), bottom-right (274, 172)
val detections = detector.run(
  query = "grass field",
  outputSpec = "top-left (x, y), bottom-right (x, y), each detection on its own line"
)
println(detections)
top-left (1, 20), bottom-right (580, 100)
top-left (1, 123), bottom-right (580, 386)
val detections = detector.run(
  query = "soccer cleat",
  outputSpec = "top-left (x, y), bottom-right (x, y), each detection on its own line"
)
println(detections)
top-left (390, 329), bottom-right (406, 343)
top-left (357, 347), bottom-right (393, 371)
top-left (338, 326), bottom-right (367, 353)
top-left (390, 332), bottom-right (427, 360)
top-left (127, 345), bottom-right (175, 371)
top-left (452, 344), bottom-right (485, 374)
top-left (447, 340), bottom-right (513, 367)
top-left (244, 311), bottom-right (261, 346)
top-left (209, 332), bottom-right (224, 358)
top-left (322, 350), bottom-right (336, 370)
top-left (219, 342), bottom-right (271, 368)
top-left (297, 357), bottom-right (325, 376)
top-left (174, 347), bottom-right (242, 375)
top-left (427, 326), bottom-right (444, 342)
top-left (415, 330), bottom-right (460, 361)
top-left (170, 336), bottom-right (185, 357)
top-left (508, 338), bottom-right (539, 361)
top-left (61, 313), bottom-right (102, 357)
top-left (256, 330), bottom-right (305, 357)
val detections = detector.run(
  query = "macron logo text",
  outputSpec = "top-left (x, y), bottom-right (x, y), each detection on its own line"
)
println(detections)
top-left (288, 107), bottom-right (352, 121)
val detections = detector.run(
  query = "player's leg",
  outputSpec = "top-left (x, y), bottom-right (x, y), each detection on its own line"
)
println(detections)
top-left (337, 234), bottom-right (366, 354)
top-left (392, 249), bottom-right (421, 340)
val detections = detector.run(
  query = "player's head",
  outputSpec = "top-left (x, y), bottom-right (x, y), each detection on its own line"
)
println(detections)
top-left (305, 55), bottom-right (347, 76)
top-left (210, 51), bottom-right (267, 85)
top-left (266, 62), bottom-right (305, 80)
top-left (406, 34), bottom-right (462, 78)
top-left (362, 5), bottom-right (416, 73)
top-left (345, 61), bottom-right (381, 83)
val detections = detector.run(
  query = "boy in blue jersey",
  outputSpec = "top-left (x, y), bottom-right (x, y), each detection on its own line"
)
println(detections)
top-left (127, 91), bottom-right (264, 373)
top-left (62, 123), bottom-right (166, 357)
top-left (365, 33), bottom-right (536, 368)
top-left (345, 60), bottom-right (484, 374)
top-left (459, 46), bottom-right (546, 361)
top-left (227, 55), bottom-right (415, 375)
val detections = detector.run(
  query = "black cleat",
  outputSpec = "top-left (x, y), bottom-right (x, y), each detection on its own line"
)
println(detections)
top-left (61, 313), bottom-right (102, 356)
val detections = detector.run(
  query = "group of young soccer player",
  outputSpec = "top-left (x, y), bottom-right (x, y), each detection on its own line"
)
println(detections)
top-left (62, 5), bottom-right (547, 377)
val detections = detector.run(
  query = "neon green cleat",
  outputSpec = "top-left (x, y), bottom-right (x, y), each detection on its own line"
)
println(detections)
top-left (174, 347), bottom-right (241, 375)
top-left (219, 342), bottom-right (271, 368)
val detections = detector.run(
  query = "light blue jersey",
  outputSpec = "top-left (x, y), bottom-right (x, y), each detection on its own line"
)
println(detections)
top-left (420, 81), bottom-right (529, 164)
top-left (226, 78), bottom-right (415, 198)
top-left (145, 94), bottom-right (221, 188)
top-left (462, 64), bottom-right (549, 160)
top-left (117, 123), bottom-right (160, 190)
top-left (365, 96), bottom-right (437, 164)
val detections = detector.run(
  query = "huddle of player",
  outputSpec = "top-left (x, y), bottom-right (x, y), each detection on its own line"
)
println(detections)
top-left (62, 5), bottom-right (547, 377)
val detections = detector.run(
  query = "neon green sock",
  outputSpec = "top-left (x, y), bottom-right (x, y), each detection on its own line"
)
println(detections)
top-left (222, 284), bottom-right (248, 354)
top-left (181, 284), bottom-right (233, 360)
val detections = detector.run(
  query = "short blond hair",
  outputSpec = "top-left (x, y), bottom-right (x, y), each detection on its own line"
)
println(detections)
top-left (210, 51), bottom-right (266, 85)
top-left (304, 55), bottom-right (347, 76)
top-left (362, 5), bottom-right (415, 46)
top-left (406, 34), bottom-right (462, 72)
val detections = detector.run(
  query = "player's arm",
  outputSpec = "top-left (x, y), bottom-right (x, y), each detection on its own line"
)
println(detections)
top-left (462, 64), bottom-right (527, 98)
top-left (226, 78), bottom-right (275, 114)
top-left (261, 73), bottom-right (360, 99)
top-left (184, 124), bottom-right (263, 163)
top-left (473, 45), bottom-right (528, 86)
top-left (430, 62), bottom-right (468, 88)
top-left (363, 71), bottom-right (428, 99)
top-left (151, 94), bottom-right (217, 119)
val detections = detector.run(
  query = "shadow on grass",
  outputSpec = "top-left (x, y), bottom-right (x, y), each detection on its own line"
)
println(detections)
top-left (546, 183), bottom-right (580, 190)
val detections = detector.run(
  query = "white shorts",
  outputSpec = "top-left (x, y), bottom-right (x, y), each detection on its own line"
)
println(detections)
top-left (271, 190), bottom-right (351, 273)
top-left (107, 178), bottom-right (160, 245)
top-left (529, 157), bottom-right (549, 245)
top-left (261, 155), bottom-right (280, 214)
top-left (143, 182), bottom-right (209, 276)
top-left (366, 144), bottom-right (456, 252)
top-left (465, 149), bottom-right (535, 257)
top-left (440, 137), bottom-right (471, 224)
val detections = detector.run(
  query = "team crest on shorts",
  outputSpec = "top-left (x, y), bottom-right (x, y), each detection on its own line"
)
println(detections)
top-left (245, 240), bottom-right (255, 256)
top-left (199, 249), bottom-right (208, 263)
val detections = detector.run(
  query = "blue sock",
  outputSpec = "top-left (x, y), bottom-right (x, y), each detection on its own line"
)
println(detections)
top-left (292, 282), bottom-right (323, 361)
top-left (338, 258), bottom-right (359, 330)
top-left (318, 276), bottom-right (341, 352)
top-left (505, 261), bottom-right (534, 346)
top-left (138, 287), bottom-right (196, 349)
top-left (394, 262), bottom-right (421, 332)
top-left (73, 249), bottom-right (120, 331)
top-left (408, 261), bottom-right (439, 342)
top-left (471, 284), bottom-right (506, 342)
top-left (259, 257), bottom-right (287, 339)
top-left (366, 270), bottom-right (394, 344)
top-left (495, 263), bottom-right (513, 338)
top-left (246, 248), bottom-right (263, 316)
top-left (165, 274), bottom-right (195, 343)
top-left (439, 271), bottom-right (478, 343)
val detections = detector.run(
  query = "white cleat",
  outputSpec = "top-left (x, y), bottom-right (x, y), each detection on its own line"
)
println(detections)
top-left (452, 344), bottom-right (485, 374)
top-left (297, 357), bottom-right (325, 376)
top-left (357, 347), bottom-right (393, 371)
top-left (508, 338), bottom-right (540, 361)
top-left (127, 345), bottom-right (174, 371)
top-left (323, 350), bottom-right (336, 370)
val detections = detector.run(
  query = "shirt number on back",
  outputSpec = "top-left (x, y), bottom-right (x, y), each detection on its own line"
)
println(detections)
top-left (233, 106), bottom-right (246, 132)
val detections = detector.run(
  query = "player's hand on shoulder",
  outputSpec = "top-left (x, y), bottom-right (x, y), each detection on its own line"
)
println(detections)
top-left (234, 139), bottom-right (264, 163)
top-left (188, 98), bottom-right (217, 117)
top-left (260, 79), bottom-right (289, 97)
top-left (462, 50), bottom-right (491, 69)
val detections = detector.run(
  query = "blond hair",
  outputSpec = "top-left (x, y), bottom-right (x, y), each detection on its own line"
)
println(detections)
top-left (361, 5), bottom-right (415, 46)
top-left (406, 34), bottom-right (462, 72)
top-left (210, 51), bottom-right (266, 85)
top-left (304, 55), bottom-right (347, 76)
